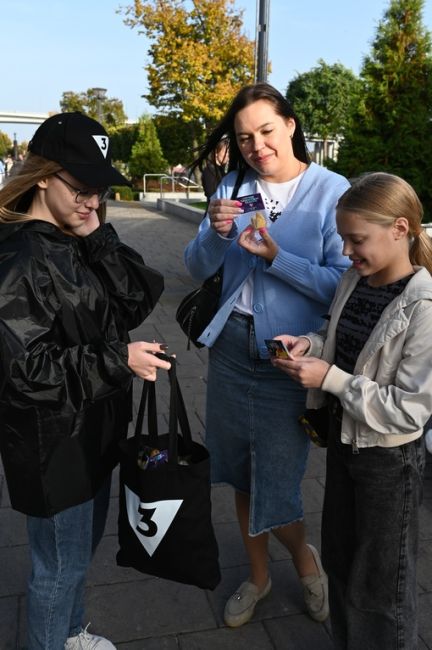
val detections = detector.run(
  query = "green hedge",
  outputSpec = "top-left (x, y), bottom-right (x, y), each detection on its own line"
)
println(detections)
top-left (111, 185), bottom-right (134, 201)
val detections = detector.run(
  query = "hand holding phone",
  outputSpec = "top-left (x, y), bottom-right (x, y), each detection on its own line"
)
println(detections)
top-left (264, 339), bottom-right (294, 360)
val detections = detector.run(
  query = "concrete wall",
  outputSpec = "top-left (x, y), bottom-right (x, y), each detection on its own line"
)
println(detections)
top-left (156, 198), bottom-right (206, 225)
top-left (143, 191), bottom-right (206, 201)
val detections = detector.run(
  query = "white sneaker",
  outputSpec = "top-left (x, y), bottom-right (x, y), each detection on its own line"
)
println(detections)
top-left (65, 623), bottom-right (116, 649)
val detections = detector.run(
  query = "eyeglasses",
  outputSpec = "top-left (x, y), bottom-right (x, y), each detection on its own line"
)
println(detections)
top-left (53, 173), bottom-right (111, 203)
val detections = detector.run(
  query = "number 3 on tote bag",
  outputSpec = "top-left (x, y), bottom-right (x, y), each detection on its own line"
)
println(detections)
top-left (116, 353), bottom-right (221, 590)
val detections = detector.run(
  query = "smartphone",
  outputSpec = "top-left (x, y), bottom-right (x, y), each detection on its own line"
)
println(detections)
top-left (264, 339), bottom-right (294, 360)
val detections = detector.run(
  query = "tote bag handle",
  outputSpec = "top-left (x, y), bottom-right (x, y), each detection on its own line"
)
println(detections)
top-left (134, 353), bottom-right (193, 466)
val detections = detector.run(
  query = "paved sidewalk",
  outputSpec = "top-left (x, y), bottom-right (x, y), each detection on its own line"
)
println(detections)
top-left (1, 202), bottom-right (432, 649)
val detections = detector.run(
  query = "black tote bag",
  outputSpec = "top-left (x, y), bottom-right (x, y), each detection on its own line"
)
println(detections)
top-left (116, 354), bottom-right (221, 590)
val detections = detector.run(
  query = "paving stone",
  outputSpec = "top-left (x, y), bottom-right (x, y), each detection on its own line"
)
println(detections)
top-left (0, 546), bottom-right (29, 598)
top-left (86, 535), bottom-right (151, 587)
top-left (0, 508), bottom-right (27, 547)
top-left (420, 499), bottom-right (432, 540)
top-left (302, 511), bottom-right (325, 549)
top-left (0, 475), bottom-right (11, 509)
top-left (178, 622), bottom-right (275, 650)
top-left (419, 637), bottom-right (430, 650)
top-left (110, 466), bottom-right (120, 498)
top-left (0, 596), bottom-right (20, 649)
top-left (16, 598), bottom-right (27, 650)
top-left (213, 522), bottom-right (249, 569)
top-left (0, 474), bottom-right (4, 507)
top-left (301, 477), bottom-right (325, 514)
top-left (264, 614), bottom-right (333, 649)
top-left (175, 363), bottom-right (209, 382)
top-left (418, 541), bottom-right (432, 591)
top-left (303, 446), bottom-right (327, 479)
top-left (84, 580), bottom-right (216, 643)
top-left (210, 485), bottom-right (237, 524)
top-left (118, 636), bottom-right (179, 649)
top-left (104, 497), bottom-right (120, 536)
top-left (419, 592), bottom-right (432, 648)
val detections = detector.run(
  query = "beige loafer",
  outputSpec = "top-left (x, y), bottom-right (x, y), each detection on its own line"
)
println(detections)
top-left (300, 544), bottom-right (329, 622)
top-left (224, 577), bottom-right (272, 628)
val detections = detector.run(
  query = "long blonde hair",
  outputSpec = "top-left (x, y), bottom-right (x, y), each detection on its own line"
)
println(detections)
top-left (337, 172), bottom-right (432, 275)
top-left (0, 153), bottom-right (106, 224)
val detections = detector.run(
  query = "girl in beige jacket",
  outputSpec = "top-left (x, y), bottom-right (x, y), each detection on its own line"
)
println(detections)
top-left (273, 172), bottom-right (432, 650)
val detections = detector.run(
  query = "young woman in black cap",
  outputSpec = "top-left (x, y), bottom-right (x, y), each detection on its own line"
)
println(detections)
top-left (0, 112), bottom-right (170, 649)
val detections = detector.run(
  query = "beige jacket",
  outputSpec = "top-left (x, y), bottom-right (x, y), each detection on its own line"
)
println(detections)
top-left (306, 267), bottom-right (432, 449)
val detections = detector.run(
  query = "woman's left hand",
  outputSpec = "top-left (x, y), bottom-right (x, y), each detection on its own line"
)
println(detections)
top-left (238, 226), bottom-right (279, 262)
top-left (272, 355), bottom-right (331, 388)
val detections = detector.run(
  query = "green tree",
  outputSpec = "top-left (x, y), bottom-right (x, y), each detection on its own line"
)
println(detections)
top-left (153, 114), bottom-right (195, 167)
top-left (109, 123), bottom-right (139, 163)
top-left (286, 60), bottom-right (362, 160)
top-left (129, 115), bottom-right (168, 180)
top-left (120, 0), bottom-right (254, 142)
top-left (0, 131), bottom-right (12, 159)
top-left (60, 89), bottom-right (128, 129)
top-left (334, 0), bottom-right (432, 217)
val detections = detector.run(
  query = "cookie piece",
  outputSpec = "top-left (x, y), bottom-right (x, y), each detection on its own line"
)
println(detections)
top-left (250, 212), bottom-right (266, 229)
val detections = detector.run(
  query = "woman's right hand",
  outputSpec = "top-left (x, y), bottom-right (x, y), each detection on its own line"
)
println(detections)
top-left (127, 342), bottom-right (171, 381)
top-left (208, 198), bottom-right (243, 237)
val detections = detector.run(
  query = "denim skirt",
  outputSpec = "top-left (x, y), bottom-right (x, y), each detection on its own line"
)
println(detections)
top-left (206, 312), bottom-right (310, 536)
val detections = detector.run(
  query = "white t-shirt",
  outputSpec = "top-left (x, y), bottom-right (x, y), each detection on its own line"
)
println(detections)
top-left (234, 173), bottom-right (305, 315)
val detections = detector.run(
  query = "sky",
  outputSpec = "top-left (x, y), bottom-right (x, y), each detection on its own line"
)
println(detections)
top-left (3, 0), bottom-right (432, 143)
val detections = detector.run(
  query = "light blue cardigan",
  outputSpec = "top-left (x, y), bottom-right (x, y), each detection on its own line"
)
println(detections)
top-left (184, 162), bottom-right (351, 357)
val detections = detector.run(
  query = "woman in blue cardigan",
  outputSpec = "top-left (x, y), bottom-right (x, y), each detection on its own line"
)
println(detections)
top-left (185, 83), bottom-right (350, 627)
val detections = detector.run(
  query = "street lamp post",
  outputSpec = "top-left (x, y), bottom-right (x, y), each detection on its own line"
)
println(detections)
top-left (13, 132), bottom-right (18, 161)
top-left (255, 0), bottom-right (270, 83)
top-left (92, 87), bottom-right (107, 122)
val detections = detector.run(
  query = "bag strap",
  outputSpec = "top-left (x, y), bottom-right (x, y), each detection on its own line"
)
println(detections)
top-left (207, 167), bottom-right (245, 281)
top-left (134, 353), bottom-right (194, 465)
top-left (182, 168), bottom-right (247, 350)
top-left (231, 167), bottom-right (245, 201)
top-left (135, 380), bottom-right (157, 442)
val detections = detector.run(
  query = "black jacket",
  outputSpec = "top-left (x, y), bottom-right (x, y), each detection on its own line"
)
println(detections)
top-left (0, 220), bottom-right (163, 516)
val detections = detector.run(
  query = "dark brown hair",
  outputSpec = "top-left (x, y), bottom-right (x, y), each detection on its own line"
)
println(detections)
top-left (189, 82), bottom-right (310, 179)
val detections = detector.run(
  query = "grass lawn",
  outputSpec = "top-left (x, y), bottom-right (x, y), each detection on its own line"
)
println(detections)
top-left (187, 201), bottom-right (207, 211)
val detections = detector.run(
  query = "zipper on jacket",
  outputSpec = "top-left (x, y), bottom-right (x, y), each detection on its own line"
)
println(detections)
top-left (186, 306), bottom-right (197, 350)
top-left (351, 438), bottom-right (359, 454)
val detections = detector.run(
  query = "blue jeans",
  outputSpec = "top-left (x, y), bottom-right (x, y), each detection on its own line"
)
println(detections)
top-left (26, 478), bottom-right (111, 649)
top-left (322, 418), bottom-right (425, 650)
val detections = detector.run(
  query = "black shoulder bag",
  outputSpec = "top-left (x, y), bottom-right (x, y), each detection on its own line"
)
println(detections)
top-left (176, 169), bottom-right (245, 349)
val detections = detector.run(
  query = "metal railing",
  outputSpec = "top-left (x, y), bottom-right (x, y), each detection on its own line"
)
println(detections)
top-left (143, 173), bottom-right (202, 198)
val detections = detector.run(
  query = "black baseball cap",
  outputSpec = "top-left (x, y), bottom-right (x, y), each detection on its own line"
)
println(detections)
top-left (28, 112), bottom-right (131, 187)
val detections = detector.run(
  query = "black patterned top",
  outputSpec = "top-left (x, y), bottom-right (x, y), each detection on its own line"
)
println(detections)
top-left (334, 275), bottom-right (413, 374)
